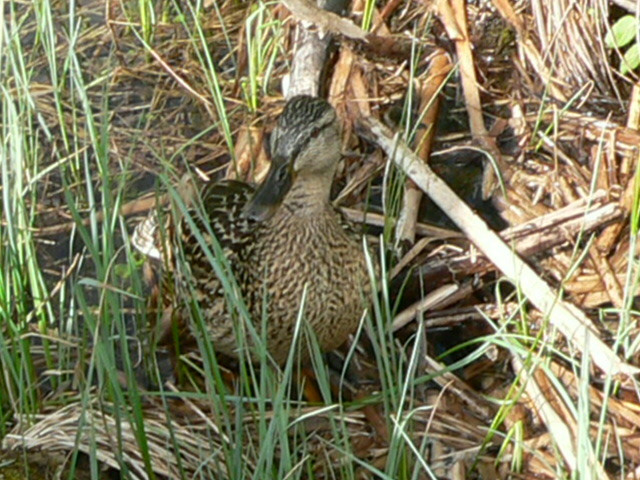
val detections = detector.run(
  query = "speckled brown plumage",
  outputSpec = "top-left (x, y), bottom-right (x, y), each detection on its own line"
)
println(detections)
top-left (133, 96), bottom-right (373, 365)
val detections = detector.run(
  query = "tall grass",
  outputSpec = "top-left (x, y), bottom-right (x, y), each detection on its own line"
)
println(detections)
top-left (4, 0), bottom-right (633, 478)
top-left (0, 0), bottom-right (461, 474)
top-left (0, 1), bottom-right (425, 478)
top-left (1, 0), bottom-right (52, 421)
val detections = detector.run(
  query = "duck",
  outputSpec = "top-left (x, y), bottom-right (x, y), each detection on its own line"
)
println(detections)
top-left (132, 95), bottom-right (374, 365)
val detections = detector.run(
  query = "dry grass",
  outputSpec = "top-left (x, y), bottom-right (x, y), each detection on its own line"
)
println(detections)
top-left (2, 0), bottom-right (640, 478)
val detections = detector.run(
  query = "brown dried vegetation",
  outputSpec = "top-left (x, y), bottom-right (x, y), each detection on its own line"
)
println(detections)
top-left (2, 0), bottom-right (640, 478)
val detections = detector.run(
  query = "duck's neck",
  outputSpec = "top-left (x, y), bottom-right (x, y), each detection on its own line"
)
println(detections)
top-left (281, 169), bottom-right (335, 216)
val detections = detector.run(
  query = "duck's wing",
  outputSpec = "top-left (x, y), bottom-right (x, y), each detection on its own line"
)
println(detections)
top-left (131, 206), bottom-right (169, 261)
top-left (193, 180), bottom-right (256, 253)
top-left (131, 179), bottom-right (256, 262)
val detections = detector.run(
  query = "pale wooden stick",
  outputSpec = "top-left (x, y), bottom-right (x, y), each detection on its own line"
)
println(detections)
top-left (511, 357), bottom-right (611, 478)
top-left (285, 0), bottom-right (346, 97)
top-left (435, 0), bottom-right (505, 198)
top-left (396, 50), bottom-right (452, 244)
top-left (360, 116), bottom-right (639, 378)
top-left (281, 0), bottom-right (367, 41)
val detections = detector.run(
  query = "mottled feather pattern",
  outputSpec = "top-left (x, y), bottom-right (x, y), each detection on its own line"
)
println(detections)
top-left (269, 96), bottom-right (337, 163)
top-left (187, 183), bottom-right (373, 364)
top-left (242, 200), bottom-right (371, 360)
top-left (133, 96), bottom-right (374, 365)
top-left (181, 180), bottom-right (256, 254)
top-left (132, 213), bottom-right (165, 260)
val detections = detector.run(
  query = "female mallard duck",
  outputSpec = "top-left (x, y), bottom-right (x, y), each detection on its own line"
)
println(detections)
top-left (133, 95), bottom-right (373, 365)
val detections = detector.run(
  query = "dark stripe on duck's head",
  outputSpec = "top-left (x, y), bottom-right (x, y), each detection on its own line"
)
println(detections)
top-left (242, 156), bottom-right (292, 222)
top-left (243, 96), bottom-right (340, 222)
top-left (270, 96), bottom-right (337, 165)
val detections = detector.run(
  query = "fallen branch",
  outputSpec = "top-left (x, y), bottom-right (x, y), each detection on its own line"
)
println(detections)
top-left (281, 0), bottom-right (367, 40)
top-left (419, 196), bottom-right (621, 281)
top-left (285, 0), bottom-right (348, 97)
top-left (392, 195), bottom-right (622, 329)
top-left (511, 356), bottom-right (610, 477)
top-left (359, 115), bottom-right (638, 378)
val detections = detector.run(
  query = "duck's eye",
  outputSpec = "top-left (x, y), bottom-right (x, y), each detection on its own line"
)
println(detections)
top-left (309, 127), bottom-right (323, 139)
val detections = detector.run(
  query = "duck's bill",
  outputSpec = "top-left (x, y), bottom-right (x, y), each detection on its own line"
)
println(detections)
top-left (242, 158), bottom-right (292, 222)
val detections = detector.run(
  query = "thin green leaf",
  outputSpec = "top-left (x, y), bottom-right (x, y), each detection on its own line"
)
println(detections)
top-left (604, 15), bottom-right (638, 48)
top-left (621, 42), bottom-right (640, 74)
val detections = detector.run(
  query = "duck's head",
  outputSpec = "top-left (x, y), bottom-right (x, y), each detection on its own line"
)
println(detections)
top-left (243, 95), bottom-right (341, 222)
